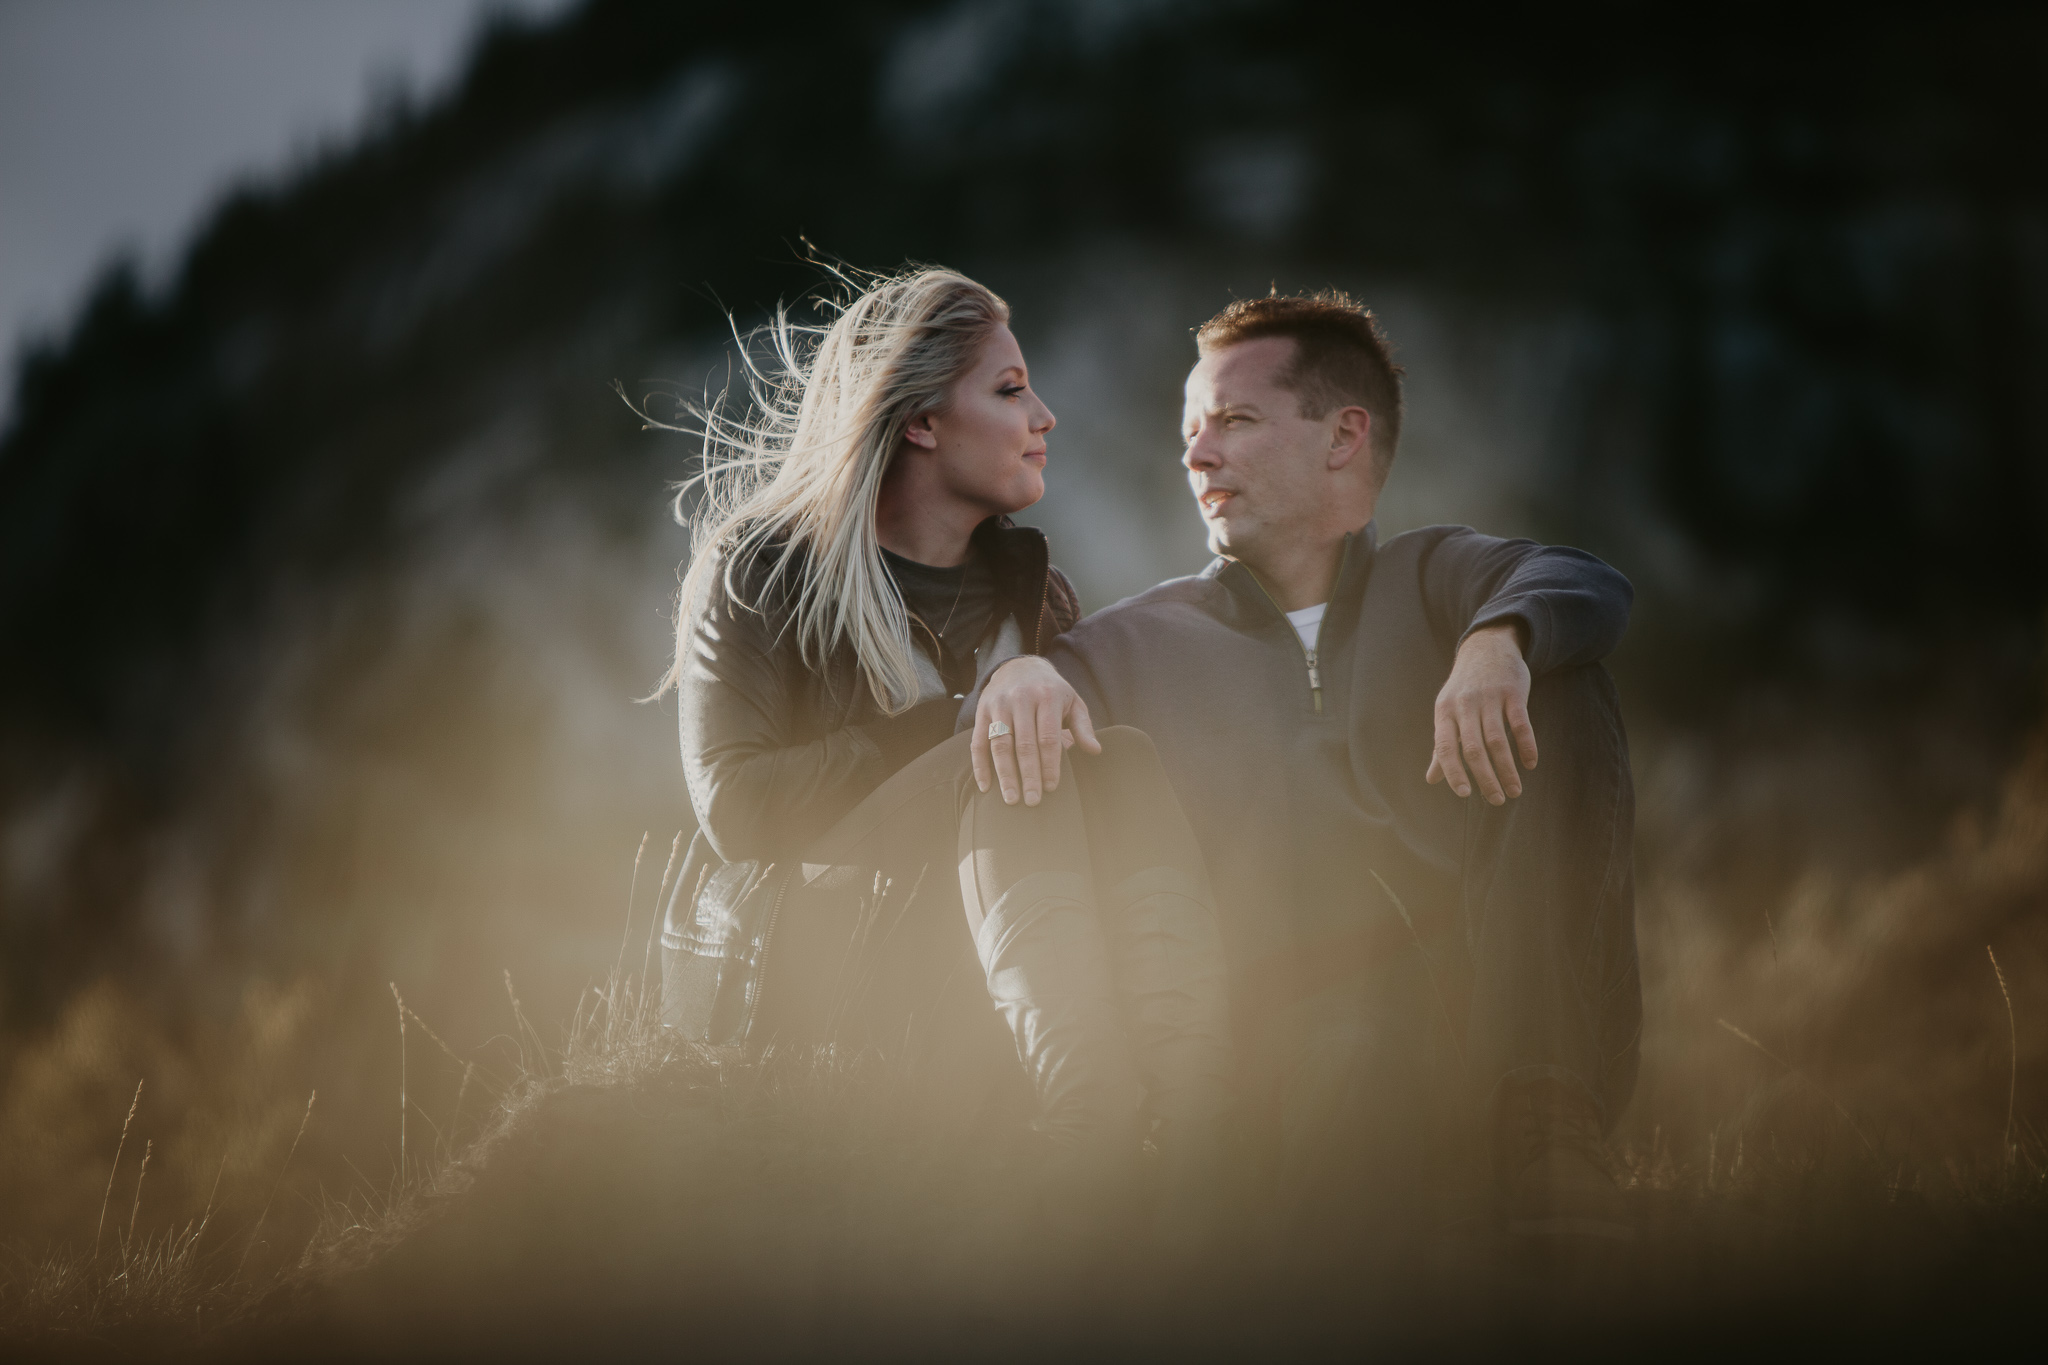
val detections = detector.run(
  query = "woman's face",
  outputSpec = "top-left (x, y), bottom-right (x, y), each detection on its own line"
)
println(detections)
top-left (908, 323), bottom-right (1056, 516)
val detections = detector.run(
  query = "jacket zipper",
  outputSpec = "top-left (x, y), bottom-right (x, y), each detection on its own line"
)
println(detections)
top-left (1029, 569), bottom-right (1050, 654)
top-left (1242, 539), bottom-right (1349, 714)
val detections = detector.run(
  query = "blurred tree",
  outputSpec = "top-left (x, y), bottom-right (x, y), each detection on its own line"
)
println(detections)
top-left (2, 0), bottom-right (2045, 1014)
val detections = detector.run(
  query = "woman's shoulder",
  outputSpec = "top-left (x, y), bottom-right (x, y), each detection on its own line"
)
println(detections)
top-left (689, 532), bottom-right (806, 625)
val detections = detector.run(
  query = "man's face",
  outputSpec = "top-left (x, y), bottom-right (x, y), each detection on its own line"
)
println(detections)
top-left (1181, 336), bottom-right (1337, 563)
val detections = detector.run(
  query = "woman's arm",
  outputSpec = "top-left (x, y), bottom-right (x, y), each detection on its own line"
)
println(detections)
top-left (678, 576), bottom-right (897, 864)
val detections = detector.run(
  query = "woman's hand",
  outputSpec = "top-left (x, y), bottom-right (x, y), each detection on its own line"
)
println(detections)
top-left (972, 656), bottom-right (1101, 806)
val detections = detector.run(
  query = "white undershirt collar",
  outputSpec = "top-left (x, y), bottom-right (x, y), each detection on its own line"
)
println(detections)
top-left (1285, 602), bottom-right (1325, 652)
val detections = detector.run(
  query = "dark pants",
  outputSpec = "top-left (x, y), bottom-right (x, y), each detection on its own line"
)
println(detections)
top-left (1460, 664), bottom-right (1640, 1125)
top-left (1274, 666), bottom-right (1639, 1238)
top-left (753, 726), bottom-right (1212, 1081)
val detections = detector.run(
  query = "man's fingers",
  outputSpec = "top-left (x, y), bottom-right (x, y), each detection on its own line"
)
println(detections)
top-left (1431, 707), bottom-right (1470, 797)
top-left (1508, 697), bottom-right (1538, 770)
top-left (1481, 704), bottom-right (1521, 801)
top-left (1457, 699), bottom-right (1506, 805)
top-left (1069, 697), bottom-right (1101, 755)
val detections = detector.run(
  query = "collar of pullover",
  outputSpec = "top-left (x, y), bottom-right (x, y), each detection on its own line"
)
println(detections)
top-left (1204, 520), bottom-right (1379, 624)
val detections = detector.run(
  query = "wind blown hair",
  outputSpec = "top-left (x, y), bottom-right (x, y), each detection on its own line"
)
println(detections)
top-left (654, 265), bottom-right (1010, 713)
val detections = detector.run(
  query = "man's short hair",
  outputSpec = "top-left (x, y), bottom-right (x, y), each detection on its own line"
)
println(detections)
top-left (1195, 290), bottom-right (1405, 487)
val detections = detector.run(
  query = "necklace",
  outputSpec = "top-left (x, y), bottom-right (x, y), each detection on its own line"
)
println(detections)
top-left (899, 554), bottom-right (969, 645)
top-left (932, 563), bottom-right (967, 640)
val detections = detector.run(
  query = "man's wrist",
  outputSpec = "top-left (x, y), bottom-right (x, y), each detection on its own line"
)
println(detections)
top-left (1464, 619), bottom-right (1528, 658)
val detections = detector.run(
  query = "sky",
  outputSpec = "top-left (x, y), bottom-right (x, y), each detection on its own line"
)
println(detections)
top-left (0, 0), bottom-right (578, 413)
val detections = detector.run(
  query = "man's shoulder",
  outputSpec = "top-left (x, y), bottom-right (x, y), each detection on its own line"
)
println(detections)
top-left (1368, 523), bottom-right (1531, 591)
top-left (1080, 572), bottom-right (1226, 623)
top-left (1375, 522), bottom-right (1486, 564)
top-left (1060, 573), bottom-right (1228, 648)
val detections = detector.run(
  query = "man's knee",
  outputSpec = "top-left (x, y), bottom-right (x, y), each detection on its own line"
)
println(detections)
top-left (1527, 663), bottom-right (1620, 724)
top-left (1094, 724), bottom-right (1158, 764)
top-left (1077, 726), bottom-right (1166, 801)
top-left (1525, 666), bottom-right (1628, 780)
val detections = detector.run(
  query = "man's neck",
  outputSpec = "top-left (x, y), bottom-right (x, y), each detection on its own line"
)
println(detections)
top-left (1234, 534), bottom-right (1346, 613)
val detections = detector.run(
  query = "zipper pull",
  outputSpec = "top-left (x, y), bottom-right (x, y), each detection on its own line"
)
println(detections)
top-left (1306, 648), bottom-right (1323, 714)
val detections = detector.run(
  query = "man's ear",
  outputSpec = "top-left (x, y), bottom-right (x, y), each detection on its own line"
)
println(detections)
top-left (903, 411), bottom-right (940, 451)
top-left (1326, 406), bottom-right (1371, 471)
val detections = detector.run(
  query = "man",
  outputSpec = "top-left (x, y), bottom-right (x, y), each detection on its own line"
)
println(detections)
top-left (975, 292), bottom-right (1640, 1249)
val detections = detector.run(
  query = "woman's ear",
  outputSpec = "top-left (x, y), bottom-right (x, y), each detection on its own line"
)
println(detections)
top-left (903, 411), bottom-right (940, 451)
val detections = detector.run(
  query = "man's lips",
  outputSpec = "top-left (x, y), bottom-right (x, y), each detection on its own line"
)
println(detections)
top-left (1198, 488), bottom-right (1236, 513)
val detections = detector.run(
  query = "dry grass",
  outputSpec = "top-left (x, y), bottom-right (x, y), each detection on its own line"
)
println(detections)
top-left (4, 952), bottom-right (2045, 1358)
top-left (0, 947), bottom-right (693, 1349)
top-left (5, 720), bottom-right (2048, 1356)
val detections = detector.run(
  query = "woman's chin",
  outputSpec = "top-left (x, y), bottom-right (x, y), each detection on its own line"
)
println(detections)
top-left (998, 474), bottom-right (1046, 513)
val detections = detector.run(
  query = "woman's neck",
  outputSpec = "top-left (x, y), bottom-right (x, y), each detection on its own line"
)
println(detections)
top-left (874, 462), bottom-right (984, 567)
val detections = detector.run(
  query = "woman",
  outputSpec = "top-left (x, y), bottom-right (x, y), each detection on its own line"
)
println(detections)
top-left (655, 266), bottom-right (1229, 1171)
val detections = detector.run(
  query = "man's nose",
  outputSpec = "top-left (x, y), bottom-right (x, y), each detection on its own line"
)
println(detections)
top-left (1183, 429), bottom-right (1219, 470)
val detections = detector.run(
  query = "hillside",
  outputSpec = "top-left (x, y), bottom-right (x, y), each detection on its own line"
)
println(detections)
top-left (4, 1), bottom-right (2048, 1324)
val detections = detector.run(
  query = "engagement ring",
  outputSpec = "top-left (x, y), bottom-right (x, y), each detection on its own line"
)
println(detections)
top-left (987, 721), bottom-right (1013, 739)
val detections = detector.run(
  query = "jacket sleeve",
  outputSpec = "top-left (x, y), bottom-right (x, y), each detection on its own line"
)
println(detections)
top-left (677, 573), bottom-right (891, 864)
top-left (1418, 527), bottom-right (1633, 674)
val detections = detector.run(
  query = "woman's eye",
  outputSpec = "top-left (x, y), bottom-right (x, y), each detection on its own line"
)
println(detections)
top-left (999, 385), bottom-right (1025, 398)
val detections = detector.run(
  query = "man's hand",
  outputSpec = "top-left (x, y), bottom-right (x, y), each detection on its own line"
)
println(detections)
top-left (1427, 622), bottom-right (1537, 805)
top-left (972, 655), bottom-right (1101, 806)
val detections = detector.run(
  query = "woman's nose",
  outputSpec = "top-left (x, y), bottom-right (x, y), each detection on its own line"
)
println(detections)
top-left (1032, 396), bottom-right (1056, 434)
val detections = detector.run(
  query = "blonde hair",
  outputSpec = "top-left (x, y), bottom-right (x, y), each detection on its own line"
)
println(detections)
top-left (655, 265), bottom-right (1011, 713)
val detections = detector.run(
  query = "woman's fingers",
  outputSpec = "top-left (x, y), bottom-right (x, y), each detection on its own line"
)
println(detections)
top-left (972, 658), bottom-right (1095, 806)
top-left (990, 714), bottom-right (1021, 804)
top-left (971, 701), bottom-right (995, 793)
top-left (1068, 696), bottom-right (1101, 755)
top-left (1030, 696), bottom-right (1065, 800)
top-left (1012, 696), bottom-right (1044, 806)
